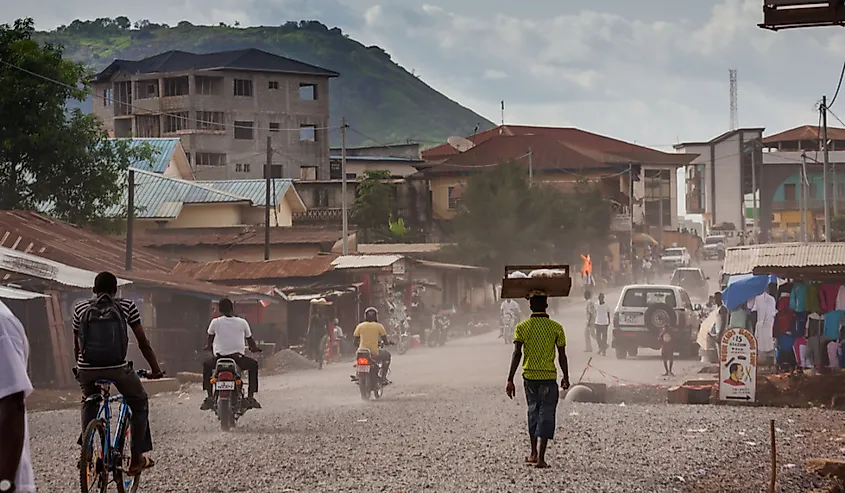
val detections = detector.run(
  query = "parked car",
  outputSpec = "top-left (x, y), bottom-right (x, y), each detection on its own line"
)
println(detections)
top-left (702, 235), bottom-right (726, 260)
top-left (612, 284), bottom-right (701, 360)
top-left (669, 267), bottom-right (709, 301)
top-left (660, 247), bottom-right (691, 269)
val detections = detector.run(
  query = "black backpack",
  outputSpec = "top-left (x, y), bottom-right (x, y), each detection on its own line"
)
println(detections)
top-left (78, 295), bottom-right (129, 367)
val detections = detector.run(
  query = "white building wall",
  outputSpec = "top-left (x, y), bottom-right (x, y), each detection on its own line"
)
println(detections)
top-left (713, 134), bottom-right (744, 229)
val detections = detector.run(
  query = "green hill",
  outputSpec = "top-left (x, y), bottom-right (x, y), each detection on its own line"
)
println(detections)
top-left (36, 18), bottom-right (494, 147)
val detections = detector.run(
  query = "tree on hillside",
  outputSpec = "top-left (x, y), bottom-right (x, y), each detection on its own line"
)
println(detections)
top-left (0, 18), bottom-right (150, 225)
top-left (444, 161), bottom-right (611, 280)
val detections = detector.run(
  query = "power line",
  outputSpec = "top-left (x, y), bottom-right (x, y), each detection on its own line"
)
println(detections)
top-left (0, 57), bottom-right (337, 134)
top-left (830, 59), bottom-right (845, 109)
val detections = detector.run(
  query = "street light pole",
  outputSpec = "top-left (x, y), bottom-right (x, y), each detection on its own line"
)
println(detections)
top-left (823, 95), bottom-right (832, 242)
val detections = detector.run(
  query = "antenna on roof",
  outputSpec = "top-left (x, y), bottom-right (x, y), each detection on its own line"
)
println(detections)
top-left (501, 100), bottom-right (505, 128)
top-left (447, 136), bottom-right (475, 153)
top-left (729, 69), bottom-right (738, 131)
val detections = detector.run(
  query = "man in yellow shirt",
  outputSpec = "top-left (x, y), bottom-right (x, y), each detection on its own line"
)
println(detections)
top-left (506, 293), bottom-right (570, 469)
top-left (353, 307), bottom-right (391, 384)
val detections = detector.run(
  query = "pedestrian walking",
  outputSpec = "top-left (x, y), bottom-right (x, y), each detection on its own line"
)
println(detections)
top-left (506, 293), bottom-right (570, 469)
top-left (0, 300), bottom-right (36, 493)
top-left (660, 326), bottom-right (675, 376)
top-left (584, 290), bottom-right (596, 352)
top-left (594, 293), bottom-right (611, 356)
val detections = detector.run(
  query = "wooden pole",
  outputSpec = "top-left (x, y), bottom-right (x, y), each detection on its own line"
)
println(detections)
top-left (769, 419), bottom-right (777, 493)
top-left (125, 169), bottom-right (134, 271)
top-left (577, 357), bottom-right (593, 384)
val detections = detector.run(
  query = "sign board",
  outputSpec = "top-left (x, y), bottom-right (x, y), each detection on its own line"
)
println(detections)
top-left (611, 213), bottom-right (632, 232)
top-left (392, 260), bottom-right (406, 275)
top-left (718, 328), bottom-right (757, 403)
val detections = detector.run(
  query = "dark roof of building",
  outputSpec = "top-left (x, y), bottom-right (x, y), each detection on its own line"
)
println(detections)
top-left (674, 127), bottom-right (766, 149)
top-left (94, 48), bottom-right (339, 82)
top-left (0, 211), bottom-right (251, 298)
top-left (762, 125), bottom-right (845, 145)
top-left (171, 255), bottom-right (337, 281)
top-left (137, 226), bottom-right (348, 248)
top-left (422, 124), bottom-right (697, 166)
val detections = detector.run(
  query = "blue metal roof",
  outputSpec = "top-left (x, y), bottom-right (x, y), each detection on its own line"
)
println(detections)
top-left (195, 179), bottom-right (294, 207)
top-left (109, 170), bottom-right (249, 219)
top-left (329, 155), bottom-right (423, 163)
top-left (111, 138), bottom-right (181, 173)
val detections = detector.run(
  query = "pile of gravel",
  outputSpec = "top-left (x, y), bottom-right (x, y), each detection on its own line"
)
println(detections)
top-left (265, 349), bottom-right (318, 374)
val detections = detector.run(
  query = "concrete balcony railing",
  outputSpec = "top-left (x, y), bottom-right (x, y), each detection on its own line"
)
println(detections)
top-left (294, 208), bottom-right (344, 223)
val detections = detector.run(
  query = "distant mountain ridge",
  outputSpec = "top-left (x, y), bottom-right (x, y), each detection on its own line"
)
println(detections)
top-left (37, 18), bottom-right (494, 147)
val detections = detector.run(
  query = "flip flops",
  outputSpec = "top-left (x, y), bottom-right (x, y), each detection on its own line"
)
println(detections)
top-left (128, 456), bottom-right (155, 476)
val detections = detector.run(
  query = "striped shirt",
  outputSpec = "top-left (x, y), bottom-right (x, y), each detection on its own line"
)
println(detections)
top-left (72, 295), bottom-right (141, 369)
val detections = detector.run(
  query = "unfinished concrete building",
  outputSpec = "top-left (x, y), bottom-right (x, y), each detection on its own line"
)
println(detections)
top-left (92, 49), bottom-right (338, 180)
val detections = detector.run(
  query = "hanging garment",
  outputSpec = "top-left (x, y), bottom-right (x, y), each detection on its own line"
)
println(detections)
top-left (820, 284), bottom-right (841, 312)
top-left (807, 313), bottom-right (824, 338)
top-left (777, 333), bottom-right (798, 370)
top-left (773, 307), bottom-right (795, 336)
top-left (755, 293), bottom-right (777, 354)
top-left (806, 283), bottom-right (821, 314)
top-left (790, 283), bottom-right (807, 312)
top-left (824, 311), bottom-right (843, 340)
top-left (794, 337), bottom-right (809, 367)
top-left (729, 308), bottom-right (747, 329)
top-left (828, 341), bottom-right (841, 369)
top-left (837, 285), bottom-right (845, 311)
top-left (779, 282), bottom-right (794, 297)
top-left (793, 312), bottom-right (808, 337)
top-left (777, 293), bottom-right (791, 312)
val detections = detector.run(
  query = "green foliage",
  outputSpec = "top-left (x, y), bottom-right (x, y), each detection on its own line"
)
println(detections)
top-left (35, 19), bottom-right (494, 146)
top-left (0, 18), bottom-right (154, 225)
top-left (388, 215), bottom-right (407, 238)
top-left (444, 161), bottom-right (611, 280)
top-left (354, 170), bottom-right (393, 232)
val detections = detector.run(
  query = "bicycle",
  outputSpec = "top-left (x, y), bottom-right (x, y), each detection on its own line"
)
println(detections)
top-left (78, 369), bottom-right (156, 493)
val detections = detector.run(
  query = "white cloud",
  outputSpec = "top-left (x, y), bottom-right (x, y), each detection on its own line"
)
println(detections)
top-left (482, 69), bottom-right (507, 80)
top-left (363, 5), bottom-right (383, 27)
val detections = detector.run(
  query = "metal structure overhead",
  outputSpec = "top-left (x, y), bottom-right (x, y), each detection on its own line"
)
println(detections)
top-left (760, 0), bottom-right (845, 30)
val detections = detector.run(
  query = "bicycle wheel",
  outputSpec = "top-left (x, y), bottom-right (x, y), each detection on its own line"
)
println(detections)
top-left (79, 419), bottom-right (108, 493)
top-left (114, 412), bottom-right (141, 493)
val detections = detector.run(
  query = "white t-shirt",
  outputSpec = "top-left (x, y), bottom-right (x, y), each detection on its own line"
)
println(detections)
top-left (0, 301), bottom-right (35, 492)
top-left (595, 302), bottom-right (611, 326)
top-left (208, 315), bottom-right (252, 356)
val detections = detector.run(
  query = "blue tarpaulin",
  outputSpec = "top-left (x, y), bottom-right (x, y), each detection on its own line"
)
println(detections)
top-left (722, 274), bottom-right (779, 310)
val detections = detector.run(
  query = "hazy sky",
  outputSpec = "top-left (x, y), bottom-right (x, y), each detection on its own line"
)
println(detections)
top-left (5, 0), bottom-right (845, 215)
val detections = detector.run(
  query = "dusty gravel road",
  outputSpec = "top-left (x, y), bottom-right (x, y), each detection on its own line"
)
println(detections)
top-left (29, 261), bottom-right (844, 492)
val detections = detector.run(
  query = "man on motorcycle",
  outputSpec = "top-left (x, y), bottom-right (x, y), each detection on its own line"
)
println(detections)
top-left (353, 307), bottom-right (391, 384)
top-left (500, 298), bottom-right (522, 338)
top-left (200, 298), bottom-right (262, 411)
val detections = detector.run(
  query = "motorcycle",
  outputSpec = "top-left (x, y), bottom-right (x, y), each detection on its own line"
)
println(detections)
top-left (502, 312), bottom-right (516, 344)
top-left (428, 313), bottom-right (450, 347)
top-left (350, 343), bottom-right (389, 400)
top-left (209, 357), bottom-right (253, 431)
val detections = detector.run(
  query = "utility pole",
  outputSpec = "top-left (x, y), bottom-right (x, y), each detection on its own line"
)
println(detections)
top-left (657, 174), bottom-right (664, 248)
top-left (264, 135), bottom-right (272, 260)
top-left (750, 140), bottom-right (759, 243)
top-left (528, 148), bottom-right (533, 186)
top-left (629, 163), bottom-right (634, 266)
top-left (823, 95), bottom-right (832, 242)
top-left (341, 117), bottom-right (349, 255)
top-left (800, 154), bottom-right (807, 242)
top-left (125, 169), bottom-right (135, 271)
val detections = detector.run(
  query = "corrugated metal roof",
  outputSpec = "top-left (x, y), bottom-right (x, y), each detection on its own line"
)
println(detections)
top-left (0, 285), bottom-right (49, 300)
top-left (172, 255), bottom-right (337, 281)
top-left (331, 255), bottom-right (403, 269)
top-left (109, 169), bottom-right (249, 219)
top-left (195, 179), bottom-right (305, 210)
top-left (0, 246), bottom-right (132, 288)
top-left (0, 211), bottom-right (253, 298)
top-left (357, 243), bottom-right (445, 255)
top-left (138, 226), bottom-right (346, 247)
top-left (723, 243), bottom-right (845, 275)
top-left (113, 138), bottom-right (180, 174)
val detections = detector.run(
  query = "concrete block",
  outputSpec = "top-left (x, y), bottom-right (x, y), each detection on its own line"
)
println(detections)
top-left (140, 377), bottom-right (180, 396)
top-left (579, 382), bottom-right (607, 403)
top-left (668, 384), bottom-right (713, 405)
top-left (175, 372), bottom-right (203, 384)
top-left (667, 386), bottom-right (687, 404)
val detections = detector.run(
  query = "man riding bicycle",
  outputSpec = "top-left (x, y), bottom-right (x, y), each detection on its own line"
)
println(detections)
top-left (73, 272), bottom-right (164, 477)
top-left (354, 307), bottom-right (391, 384)
top-left (201, 298), bottom-right (263, 411)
